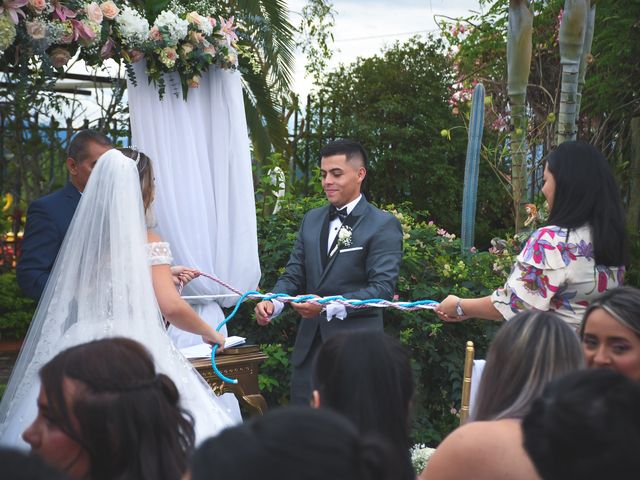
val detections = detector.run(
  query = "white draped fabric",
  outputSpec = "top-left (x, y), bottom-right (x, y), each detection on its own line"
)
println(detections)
top-left (127, 62), bottom-right (261, 348)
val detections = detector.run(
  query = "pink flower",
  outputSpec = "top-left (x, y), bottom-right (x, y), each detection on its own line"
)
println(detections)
top-left (148, 25), bottom-right (161, 41)
top-left (100, 37), bottom-right (114, 59)
top-left (207, 16), bottom-right (216, 28)
top-left (428, 220), bottom-right (434, 226)
top-left (85, 2), bottom-right (103, 24)
top-left (187, 75), bottom-right (200, 88)
top-left (100, 0), bottom-right (118, 20)
top-left (50, 47), bottom-right (71, 68)
top-left (26, 20), bottom-right (46, 39)
top-left (52, 1), bottom-right (77, 21)
top-left (129, 49), bottom-right (144, 62)
top-left (219, 16), bottom-right (238, 45)
top-left (71, 19), bottom-right (96, 42)
top-left (0, 0), bottom-right (28, 24)
top-left (470, 246), bottom-right (477, 253)
top-left (28, 0), bottom-right (45, 13)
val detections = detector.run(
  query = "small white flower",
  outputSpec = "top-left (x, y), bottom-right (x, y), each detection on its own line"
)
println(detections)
top-left (411, 445), bottom-right (436, 474)
top-left (154, 9), bottom-right (189, 45)
top-left (116, 6), bottom-right (149, 47)
top-left (337, 226), bottom-right (352, 248)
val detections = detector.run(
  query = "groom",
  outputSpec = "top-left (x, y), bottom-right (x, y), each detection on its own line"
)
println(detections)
top-left (17, 130), bottom-right (112, 300)
top-left (255, 139), bottom-right (403, 404)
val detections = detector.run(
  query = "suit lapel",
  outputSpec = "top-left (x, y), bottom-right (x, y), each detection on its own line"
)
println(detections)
top-left (317, 198), bottom-right (369, 287)
top-left (319, 206), bottom-right (331, 269)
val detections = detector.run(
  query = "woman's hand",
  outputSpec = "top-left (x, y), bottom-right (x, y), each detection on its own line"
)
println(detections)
top-left (171, 266), bottom-right (200, 287)
top-left (436, 295), bottom-right (469, 322)
top-left (202, 328), bottom-right (225, 351)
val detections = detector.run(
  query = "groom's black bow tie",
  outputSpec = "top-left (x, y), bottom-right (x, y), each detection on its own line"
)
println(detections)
top-left (329, 205), bottom-right (348, 222)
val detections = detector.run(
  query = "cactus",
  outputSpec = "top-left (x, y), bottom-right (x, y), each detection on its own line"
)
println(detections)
top-left (461, 83), bottom-right (485, 254)
top-left (557, 0), bottom-right (590, 144)
top-left (507, 0), bottom-right (533, 232)
top-left (575, 2), bottom-right (596, 128)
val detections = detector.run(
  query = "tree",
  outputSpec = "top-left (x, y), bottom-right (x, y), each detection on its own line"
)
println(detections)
top-left (308, 37), bottom-right (511, 244)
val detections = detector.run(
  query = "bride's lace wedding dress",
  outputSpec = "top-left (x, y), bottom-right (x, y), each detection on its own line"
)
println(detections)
top-left (0, 150), bottom-right (239, 446)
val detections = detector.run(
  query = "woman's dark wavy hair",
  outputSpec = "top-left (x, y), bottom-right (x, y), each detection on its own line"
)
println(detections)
top-left (190, 406), bottom-right (398, 480)
top-left (523, 369), bottom-right (640, 479)
top-left (39, 337), bottom-right (195, 480)
top-left (311, 331), bottom-right (414, 480)
top-left (545, 141), bottom-right (627, 266)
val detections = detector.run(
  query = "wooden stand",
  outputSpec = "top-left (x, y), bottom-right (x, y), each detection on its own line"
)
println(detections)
top-left (190, 345), bottom-right (268, 416)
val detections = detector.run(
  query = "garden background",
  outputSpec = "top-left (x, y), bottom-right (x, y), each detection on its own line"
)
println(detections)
top-left (0, 0), bottom-right (639, 446)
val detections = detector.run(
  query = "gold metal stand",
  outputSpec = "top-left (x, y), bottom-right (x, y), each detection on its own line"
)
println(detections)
top-left (459, 341), bottom-right (474, 424)
top-left (190, 345), bottom-right (269, 416)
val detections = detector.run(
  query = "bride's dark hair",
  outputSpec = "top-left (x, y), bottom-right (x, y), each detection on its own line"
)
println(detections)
top-left (39, 337), bottom-right (195, 480)
top-left (119, 147), bottom-right (154, 211)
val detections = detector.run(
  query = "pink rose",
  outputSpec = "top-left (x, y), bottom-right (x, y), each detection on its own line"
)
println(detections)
top-left (85, 2), bottom-right (103, 24)
top-left (50, 48), bottom-right (71, 68)
top-left (207, 16), bottom-right (216, 28)
top-left (100, 1), bottom-right (119, 20)
top-left (26, 20), bottom-right (46, 40)
top-left (149, 26), bottom-right (162, 41)
top-left (129, 49), bottom-right (144, 63)
top-left (203, 44), bottom-right (216, 57)
top-left (189, 31), bottom-right (204, 44)
top-left (29, 0), bottom-right (46, 13)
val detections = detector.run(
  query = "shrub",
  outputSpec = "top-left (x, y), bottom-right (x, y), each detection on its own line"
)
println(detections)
top-left (0, 272), bottom-right (35, 340)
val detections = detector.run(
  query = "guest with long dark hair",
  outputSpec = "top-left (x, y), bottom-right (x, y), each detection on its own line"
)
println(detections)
top-left (188, 406), bottom-right (397, 480)
top-left (22, 338), bottom-right (195, 480)
top-left (311, 331), bottom-right (414, 480)
top-left (437, 141), bottom-right (627, 329)
top-left (523, 369), bottom-right (640, 479)
top-left (420, 311), bottom-right (583, 480)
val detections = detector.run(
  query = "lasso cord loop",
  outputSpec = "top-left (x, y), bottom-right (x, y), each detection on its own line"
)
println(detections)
top-left (186, 273), bottom-right (438, 384)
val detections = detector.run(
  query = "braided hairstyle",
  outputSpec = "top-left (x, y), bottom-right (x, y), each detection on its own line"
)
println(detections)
top-left (39, 337), bottom-right (195, 480)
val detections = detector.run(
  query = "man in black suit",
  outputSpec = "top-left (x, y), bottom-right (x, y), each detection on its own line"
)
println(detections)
top-left (255, 139), bottom-right (403, 404)
top-left (17, 130), bottom-right (112, 300)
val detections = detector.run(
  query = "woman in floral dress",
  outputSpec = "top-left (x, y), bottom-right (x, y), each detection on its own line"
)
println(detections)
top-left (437, 141), bottom-right (627, 329)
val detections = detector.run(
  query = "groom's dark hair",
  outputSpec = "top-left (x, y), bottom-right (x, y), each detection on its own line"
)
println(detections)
top-left (320, 139), bottom-right (368, 168)
top-left (68, 129), bottom-right (112, 163)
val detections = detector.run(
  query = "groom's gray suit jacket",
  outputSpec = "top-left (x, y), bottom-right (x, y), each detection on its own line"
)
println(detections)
top-left (272, 196), bottom-right (403, 367)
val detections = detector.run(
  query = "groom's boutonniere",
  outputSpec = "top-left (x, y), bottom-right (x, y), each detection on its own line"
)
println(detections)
top-left (337, 225), bottom-right (353, 248)
top-left (330, 225), bottom-right (353, 258)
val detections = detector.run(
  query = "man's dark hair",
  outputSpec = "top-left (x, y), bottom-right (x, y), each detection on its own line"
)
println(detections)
top-left (522, 369), bottom-right (640, 480)
top-left (67, 130), bottom-right (112, 163)
top-left (319, 139), bottom-right (368, 168)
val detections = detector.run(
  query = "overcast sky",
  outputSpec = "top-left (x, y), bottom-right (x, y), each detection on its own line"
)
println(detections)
top-left (288, 0), bottom-right (483, 97)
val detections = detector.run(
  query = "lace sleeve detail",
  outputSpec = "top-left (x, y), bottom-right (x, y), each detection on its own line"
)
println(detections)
top-left (146, 241), bottom-right (173, 265)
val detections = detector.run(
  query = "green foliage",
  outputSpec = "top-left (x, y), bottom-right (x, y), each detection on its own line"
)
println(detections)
top-left (0, 272), bottom-right (36, 340)
top-left (257, 343), bottom-right (292, 405)
top-left (303, 37), bottom-right (511, 247)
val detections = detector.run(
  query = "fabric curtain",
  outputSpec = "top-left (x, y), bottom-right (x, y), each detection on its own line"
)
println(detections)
top-left (127, 62), bottom-right (261, 347)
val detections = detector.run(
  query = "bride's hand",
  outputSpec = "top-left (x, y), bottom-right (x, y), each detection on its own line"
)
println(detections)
top-left (202, 329), bottom-right (225, 351)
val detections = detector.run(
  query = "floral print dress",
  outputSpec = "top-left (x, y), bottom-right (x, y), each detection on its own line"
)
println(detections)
top-left (492, 225), bottom-right (625, 327)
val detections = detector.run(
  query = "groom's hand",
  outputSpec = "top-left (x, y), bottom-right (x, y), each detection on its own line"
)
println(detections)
top-left (255, 300), bottom-right (274, 326)
top-left (291, 300), bottom-right (322, 318)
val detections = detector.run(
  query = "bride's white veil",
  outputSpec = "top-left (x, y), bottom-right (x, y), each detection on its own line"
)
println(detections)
top-left (0, 149), bottom-right (233, 446)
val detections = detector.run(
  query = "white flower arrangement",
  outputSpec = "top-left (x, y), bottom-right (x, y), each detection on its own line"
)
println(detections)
top-left (116, 5), bottom-right (149, 47)
top-left (411, 444), bottom-right (436, 474)
top-left (154, 9), bottom-right (189, 46)
top-left (337, 225), bottom-right (353, 248)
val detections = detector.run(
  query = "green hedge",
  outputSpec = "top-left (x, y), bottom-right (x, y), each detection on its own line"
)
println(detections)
top-left (0, 272), bottom-right (36, 341)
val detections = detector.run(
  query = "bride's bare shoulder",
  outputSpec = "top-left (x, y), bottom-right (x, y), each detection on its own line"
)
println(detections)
top-left (146, 230), bottom-right (164, 244)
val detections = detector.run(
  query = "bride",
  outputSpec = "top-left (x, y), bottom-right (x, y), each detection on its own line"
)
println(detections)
top-left (0, 148), bottom-right (240, 446)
